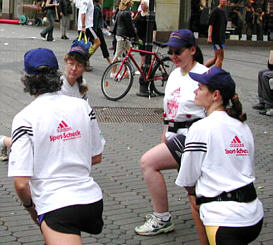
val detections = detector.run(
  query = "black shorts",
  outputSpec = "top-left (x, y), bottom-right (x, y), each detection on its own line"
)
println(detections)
top-left (39, 199), bottom-right (103, 235)
top-left (165, 134), bottom-right (186, 165)
top-left (211, 218), bottom-right (263, 245)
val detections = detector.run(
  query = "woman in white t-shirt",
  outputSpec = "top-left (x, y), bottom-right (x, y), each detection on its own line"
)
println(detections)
top-left (8, 48), bottom-right (105, 245)
top-left (176, 66), bottom-right (264, 245)
top-left (0, 43), bottom-right (91, 161)
top-left (135, 29), bottom-right (209, 245)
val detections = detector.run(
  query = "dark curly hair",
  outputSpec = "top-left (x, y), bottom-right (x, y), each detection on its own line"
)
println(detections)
top-left (21, 67), bottom-right (62, 95)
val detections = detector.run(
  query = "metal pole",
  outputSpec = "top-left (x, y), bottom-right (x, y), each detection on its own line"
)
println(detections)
top-left (144, 0), bottom-right (155, 71)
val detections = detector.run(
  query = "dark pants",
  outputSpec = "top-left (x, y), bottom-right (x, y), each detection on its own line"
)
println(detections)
top-left (258, 69), bottom-right (273, 108)
top-left (41, 9), bottom-right (55, 41)
top-left (95, 28), bottom-right (110, 59)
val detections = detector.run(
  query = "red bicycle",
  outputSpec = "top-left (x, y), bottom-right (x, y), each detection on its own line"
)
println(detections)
top-left (101, 41), bottom-right (175, 101)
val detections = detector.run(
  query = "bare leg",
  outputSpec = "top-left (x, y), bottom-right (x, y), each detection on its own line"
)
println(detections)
top-left (41, 221), bottom-right (83, 245)
top-left (141, 143), bottom-right (178, 213)
top-left (214, 49), bottom-right (224, 68)
top-left (205, 52), bottom-right (217, 68)
top-left (188, 195), bottom-right (209, 245)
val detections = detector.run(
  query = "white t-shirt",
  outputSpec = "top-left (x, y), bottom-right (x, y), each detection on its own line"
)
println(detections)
top-left (163, 63), bottom-right (208, 139)
top-left (77, 0), bottom-right (94, 30)
top-left (8, 93), bottom-right (105, 215)
top-left (60, 75), bottom-right (88, 101)
top-left (176, 111), bottom-right (264, 227)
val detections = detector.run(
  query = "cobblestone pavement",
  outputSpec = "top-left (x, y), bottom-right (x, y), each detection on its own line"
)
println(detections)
top-left (0, 24), bottom-right (272, 245)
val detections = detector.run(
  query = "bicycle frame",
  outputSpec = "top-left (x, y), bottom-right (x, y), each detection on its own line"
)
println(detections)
top-left (115, 46), bottom-right (167, 82)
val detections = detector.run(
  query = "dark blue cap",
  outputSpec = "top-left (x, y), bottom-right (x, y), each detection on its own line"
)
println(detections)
top-left (24, 48), bottom-right (59, 74)
top-left (164, 29), bottom-right (196, 48)
top-left (189, 66), bottom-right (236, 100)
top-left (69, 41), bottom-right (89, 60)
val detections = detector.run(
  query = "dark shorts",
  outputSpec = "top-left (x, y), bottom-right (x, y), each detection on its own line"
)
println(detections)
top-left (211, 218), bottom-right (263, 245)
top-left (39, 199), bottom-right (103, 235)
top-left (165, 134), bottom-right (186, 165)
top-left (212, 44), bottom-right (225, 50)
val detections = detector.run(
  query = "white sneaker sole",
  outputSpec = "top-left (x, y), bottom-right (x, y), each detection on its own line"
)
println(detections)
top-left (135, 223), bottom-right (175, 236)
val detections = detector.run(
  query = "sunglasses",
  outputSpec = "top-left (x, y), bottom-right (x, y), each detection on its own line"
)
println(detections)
top-left (167, 48), bottom-right (187, 56)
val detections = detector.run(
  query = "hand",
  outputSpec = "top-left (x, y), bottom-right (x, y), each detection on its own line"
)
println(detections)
top-left (207, 37), bottom-right (212, 44)
top-left (55, 2), bottom-right (59, 6)
top-left (82, 27), bottom-right (86, 32)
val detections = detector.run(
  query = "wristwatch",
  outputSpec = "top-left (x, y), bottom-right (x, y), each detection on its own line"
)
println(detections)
top-left (23, 199), bottom-right (33, 209)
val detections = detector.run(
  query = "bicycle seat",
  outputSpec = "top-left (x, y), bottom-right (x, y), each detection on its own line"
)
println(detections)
top-left (153, 41), bottom-right (167, 48)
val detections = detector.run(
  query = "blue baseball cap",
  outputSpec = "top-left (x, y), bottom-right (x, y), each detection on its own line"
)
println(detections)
top-left (69, 42), bottom-right (89, 60)
top-left (24, 48), bottom-right (59, 74)
top-left (164, 29), bottom-right (196, 48)
top-left (189, 66), bottom-right (236, 100)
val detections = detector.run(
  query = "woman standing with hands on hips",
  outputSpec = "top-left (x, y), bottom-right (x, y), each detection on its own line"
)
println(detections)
top-left (176, 66), bottom-right (264, 245)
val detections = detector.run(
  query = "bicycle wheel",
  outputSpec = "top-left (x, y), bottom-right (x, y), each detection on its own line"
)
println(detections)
top-left (151, 56), bottom-right (175, 96)
top-left (101, 60), bottom-right (134, 101)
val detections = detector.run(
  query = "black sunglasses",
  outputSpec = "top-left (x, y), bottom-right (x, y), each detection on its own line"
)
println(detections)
top-left (167, 48), bottom-right (186, 56)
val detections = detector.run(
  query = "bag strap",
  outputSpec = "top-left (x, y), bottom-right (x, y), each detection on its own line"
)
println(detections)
top-left (77, 32), bottom-right (88, 44)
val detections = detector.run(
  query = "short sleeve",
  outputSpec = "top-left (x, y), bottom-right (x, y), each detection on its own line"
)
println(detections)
top-left (175, 123), bottom-right (208, 187)
top-left (8, 114), bottom-right (34, 177)
top-left (88, 107), bottom-right (105, 157)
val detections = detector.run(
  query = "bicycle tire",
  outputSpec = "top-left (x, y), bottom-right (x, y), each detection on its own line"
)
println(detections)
top-left (151, 56), bottom-right (175, 96)
top-left (101, 60), bottom-right (134, 101)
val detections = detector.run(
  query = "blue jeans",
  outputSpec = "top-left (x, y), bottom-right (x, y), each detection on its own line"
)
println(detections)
top-left (41, 9), bottom-right (55, 41)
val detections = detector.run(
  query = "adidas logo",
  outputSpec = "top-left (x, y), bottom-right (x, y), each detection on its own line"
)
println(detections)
top-left (230, 136), bottom-right (244, 147)
top-left (57, 121), bottom-right (72, 133)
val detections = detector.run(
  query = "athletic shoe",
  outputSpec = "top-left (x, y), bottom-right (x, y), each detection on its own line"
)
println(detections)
top-left (40, 33), bottom-right (46, 40)
top-left (135, 70), bottom-right (141, 75)
top-left (252, 103), bottom-right (265, 110)
top-left (259, 108), bottom-right (273, 116)
top-left (135, 214), bottom-right (175, 236)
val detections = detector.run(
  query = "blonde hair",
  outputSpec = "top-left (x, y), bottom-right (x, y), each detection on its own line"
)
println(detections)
top-left (119, 0), bottom-right (132, 10)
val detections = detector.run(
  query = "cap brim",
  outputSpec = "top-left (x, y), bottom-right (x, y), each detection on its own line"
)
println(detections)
top-left (188, 72), bottom-right (208, 84)
top-left (163, 41), bottom-right (187, 48)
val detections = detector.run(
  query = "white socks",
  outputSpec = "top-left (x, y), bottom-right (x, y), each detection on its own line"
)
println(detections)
top-left (153, 211), bottom-right (171, 222)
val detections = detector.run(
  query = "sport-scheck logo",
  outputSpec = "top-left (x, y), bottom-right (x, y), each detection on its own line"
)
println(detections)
top-left (50, 121), bottom-right (81, 142)
top-left (225, 136), bottom-right (248, 156)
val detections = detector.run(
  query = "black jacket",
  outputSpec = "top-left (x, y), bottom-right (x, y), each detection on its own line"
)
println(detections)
top-left (115, 9), bottom-right (137, 39)
top-left (58, 0), bottom-right (72, 16)
top-left (93, 2), bottom-right (104, 31)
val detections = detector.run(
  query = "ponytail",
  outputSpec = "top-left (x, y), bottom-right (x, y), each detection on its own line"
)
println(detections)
top-left (76, 76), bottom-right (89, 95)
top-left (193, 45), bottom-right (204, 64)
top-left (226, 93), bottom-right (247, 122)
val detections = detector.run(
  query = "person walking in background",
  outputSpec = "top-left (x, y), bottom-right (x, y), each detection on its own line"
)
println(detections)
top-left (59, 0), bottom-right (73, 39)
top-left (252, 50), bottom-right (273, 116)
top-left (40, 0), bottom-right (59, 41)
top-left (176, 66), bottom-right (264, 245)
top-left (93, 0), bottom-right (112, 64)
top-left (8, 48), bottom-right (105, 244)
top-left (205, 0), bottom-right (227, 68)
top-left (111, 0), bottom-right (138, 76)
top-left (77, 0), bottom-right (101, 71)
top-left (135, 29), bottom-right (209, 245)
top-left (134, 0), bottom-right (157, 97)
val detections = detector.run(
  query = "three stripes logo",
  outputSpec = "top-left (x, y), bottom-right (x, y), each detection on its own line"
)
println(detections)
top-left (230, 136), bottom-right (244, 148)
top-left (57, 121), bottom-right (72, 133)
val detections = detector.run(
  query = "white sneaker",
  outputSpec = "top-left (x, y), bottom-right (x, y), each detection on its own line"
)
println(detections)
top-left (135, 70), bottom-right (141, 75)
top-left (135, 214), bottom-right (174, 236)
